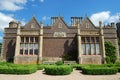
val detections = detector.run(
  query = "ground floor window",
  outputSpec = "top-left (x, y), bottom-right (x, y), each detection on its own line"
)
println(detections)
top-left (20, 37), bottom-right (39, 55)
top-left (81, 37), bottom-right (100, 55)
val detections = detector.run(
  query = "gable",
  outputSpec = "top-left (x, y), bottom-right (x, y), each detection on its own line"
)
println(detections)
top-left (23, 16), bottom-right (40, 30)
top-left (51, 17), bottom-right (69, 32)
top-left (81, 17), bottom-right (97, 30)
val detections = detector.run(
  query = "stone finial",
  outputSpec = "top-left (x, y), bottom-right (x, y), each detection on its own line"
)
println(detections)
top-left (40, 21), bottom-right (43, 28)
top-left (18, 21), bottom-right (21, 28)
top-left (99, 21), bottom-right (103, 35)
top-left (77, 23), bottom-right (80, 29)
top-left (99, 21), bottom-right (102, 28)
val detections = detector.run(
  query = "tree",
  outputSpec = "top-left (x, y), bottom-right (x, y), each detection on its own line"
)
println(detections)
top-left (105, 41), bottom-right (117, 63)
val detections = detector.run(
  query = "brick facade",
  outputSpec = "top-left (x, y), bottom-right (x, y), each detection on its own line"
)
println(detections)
top-left (1, 16), bottom-right (119, 64)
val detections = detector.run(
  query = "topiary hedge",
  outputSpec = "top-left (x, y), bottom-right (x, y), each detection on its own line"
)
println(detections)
top-left (44, 65), bottom-right (73, 75)
top-left (37, 64), bottom-right (45, 70)
top-left (0, 62), bottom-right (37, 74)
top-left (71, 64), bottom-right (86, 70)
top-left (82, 67), bottom-right (118, 75)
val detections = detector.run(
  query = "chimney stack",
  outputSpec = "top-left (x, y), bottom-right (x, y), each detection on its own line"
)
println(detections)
top-left (111, 22), bottom-right (114, 27)
top-left (71, 17), bottom-right (82, 26)
top-left (51, 17), bottom-right (58, 25)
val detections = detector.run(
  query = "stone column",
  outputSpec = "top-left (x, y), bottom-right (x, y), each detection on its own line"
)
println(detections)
top-left (0, 38), bottom-right (6, 61)
top-left (99, 21), bottom-right (105, 63)
top-left (115, 39), bottom-right (120, 59)
top-left (14, 22), bottom-right (21, 63)
top-left (77, 23), bottom-right (82, 64)
top-left (37, 22), bottom-right (43, 64)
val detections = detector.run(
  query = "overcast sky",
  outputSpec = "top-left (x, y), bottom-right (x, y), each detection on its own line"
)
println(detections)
top-left (0, 0), bottom-right (120, 42)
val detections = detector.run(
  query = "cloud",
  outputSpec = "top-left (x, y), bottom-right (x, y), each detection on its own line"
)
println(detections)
top-left (90, 11), bottom-right (119, 26)
top-left (0, 0), bottom-right (27, 11)
top-left (0, 12), bottom-right (26, 42)
top-left (42, 16), bottom-right (50, 21)
top-left (0, 12), bottom-right (14, 31)
top-left (0, 12), bottom-right (26, 31)
top-left (40, 0), bottom-right (44, 2)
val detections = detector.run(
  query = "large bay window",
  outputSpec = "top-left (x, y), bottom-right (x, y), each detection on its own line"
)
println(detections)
top-left (81, 37), bottom-right (100, 55)
top-left (20, 37), bottom-right (39, 55)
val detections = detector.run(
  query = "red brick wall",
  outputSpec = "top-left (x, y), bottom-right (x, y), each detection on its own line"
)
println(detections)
top-left (43, 38), bottom-right (76, 57)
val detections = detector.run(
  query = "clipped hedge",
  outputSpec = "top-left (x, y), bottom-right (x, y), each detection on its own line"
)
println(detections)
top-left (37, 64), bottom-right (45, 70)
top-left (44, 65), bottom-right (73, 75)
top-left (0, 67), bottom-right (37, 74)
top-left (0, 62), bottom-right (37, 74)
top-left (82, 67), bottom-right (118, 75)
top-left (71, 64), bottom-right (86, 70)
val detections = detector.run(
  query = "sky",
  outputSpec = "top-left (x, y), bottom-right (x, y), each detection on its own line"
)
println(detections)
top-left (0, 0), bottom-right (120, 42)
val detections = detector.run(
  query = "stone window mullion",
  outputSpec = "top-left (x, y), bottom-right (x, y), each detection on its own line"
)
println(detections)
top-left (23, 37), bottom-right (25, 55)
top-left (28, 37), bottom-right (30, 55)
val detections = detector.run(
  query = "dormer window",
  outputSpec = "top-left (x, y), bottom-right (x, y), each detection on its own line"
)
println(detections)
top-left (58, 23), bottom-right (62, 28)
top-left (86, 23), bottom-right (89, 29)
top-left (31, 24), bottom-right (34, 28)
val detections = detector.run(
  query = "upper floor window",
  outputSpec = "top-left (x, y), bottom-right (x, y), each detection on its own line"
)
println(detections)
top-left (31, 24), bottom-right (34, 28)
top-left (58, 23), bottom-right (62, 28)
top-left (86, 23), bottom-right (89, 29)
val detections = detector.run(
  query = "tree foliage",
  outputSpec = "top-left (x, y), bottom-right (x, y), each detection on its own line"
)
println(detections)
top-left (105, 41), bottom-right (117, 63)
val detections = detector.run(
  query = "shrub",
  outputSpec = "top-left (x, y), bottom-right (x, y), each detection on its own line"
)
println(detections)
top-left (105, 56), bottom-right (111, 64)
top-left (0, 62), bottom-right (37, 74)
top-left (105, 41), bottom-right (117, 63)
top-left (71, 64), bottom-right (86, 70)
top-left (0, 66), bottom-right (37, 74)
top-left (37, 64), bottom-right (45, 70)
top-left (115, 62), bottom-right (120, 67)
top-left (55, 61), bottom-right (63, 65)
top-left (117, 67), bottom-right (120, 72)
top-left (82, 67), bottom-right (118, 75)
top-left (110, 56), bottom-right (117, 64)
top-left (44, 65), bottom-right (73, 75)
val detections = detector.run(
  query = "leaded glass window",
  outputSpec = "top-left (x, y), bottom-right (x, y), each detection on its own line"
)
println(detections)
top-left (34, 44), bottom-right (38, 55)
top-left (82, 44), bottom-right (85, 54)
top-left (20, 37), bottom-right (39, 55)
top-left (81, 37), bottom-right (100, 55)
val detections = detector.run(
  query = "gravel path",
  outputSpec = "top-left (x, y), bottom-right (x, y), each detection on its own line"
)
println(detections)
top-left (0, 69), bottom-right (120, 80)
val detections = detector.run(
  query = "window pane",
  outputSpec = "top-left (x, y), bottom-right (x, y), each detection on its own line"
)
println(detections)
top-left (91, 44), bottom-right (95, 55)
top-left (82, 44), bottom-right (85, 55)
top-left (26, 37), bottom-right (29, 43)
top-left (96, 37), bottom-right (99, 43)
top-left (86, 37), bottom-right (90, 43)
top-left (25, 44), bottom-right (28, 55)
top-left (20, 44), bottom-right (24, 55)
top-left (34, 44), bottom-right (38, 55)
top-left (29, 44), bottom-right (33, 55)
top-left (21, 37), bottom-right (24, 43)
top-left (82, 37), bottom-right (85, 43)
top-left (86, 44), bottom-right (90, 55)
top-left (30, 37), bottom-right (34, 43)
top-left (96, 44), bottom-right (100, 54)
top-left (35, 37), bottom-right (38, 43)
top-left (91, 37), bottom-right (95, 43)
